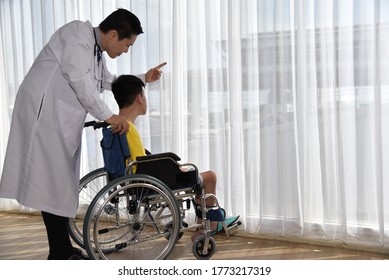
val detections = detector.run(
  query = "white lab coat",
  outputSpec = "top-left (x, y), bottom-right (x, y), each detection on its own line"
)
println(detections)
top-left (0, 21), bottom-right (114, 217)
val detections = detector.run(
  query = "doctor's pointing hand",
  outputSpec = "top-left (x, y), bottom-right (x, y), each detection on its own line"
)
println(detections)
top-left (145, 62), bottom-right (167, 83)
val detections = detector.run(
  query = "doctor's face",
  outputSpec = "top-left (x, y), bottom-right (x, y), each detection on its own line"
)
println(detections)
top-left (105, 31), bottom-right (137, 59)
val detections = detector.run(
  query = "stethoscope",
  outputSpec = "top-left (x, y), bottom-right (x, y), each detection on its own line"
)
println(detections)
top-left (93, 29), bottom-right (105, 92)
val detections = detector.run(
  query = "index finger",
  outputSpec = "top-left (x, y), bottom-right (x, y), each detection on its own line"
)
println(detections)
top-left (155, 62), bottom-right (167, 69)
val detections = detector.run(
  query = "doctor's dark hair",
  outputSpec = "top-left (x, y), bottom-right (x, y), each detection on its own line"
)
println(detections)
top-left (111, 75), bottom-right (145, 109)
top-left (99, 8), bottom-right (143, 40)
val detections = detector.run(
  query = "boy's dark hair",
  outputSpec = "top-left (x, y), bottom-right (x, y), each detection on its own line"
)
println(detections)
top-left (112, 75), bottom-right (145, 109)
top-left (99, 8), bottom-right (143, 40)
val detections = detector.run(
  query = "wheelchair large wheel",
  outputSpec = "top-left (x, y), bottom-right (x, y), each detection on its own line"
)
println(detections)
top-left (67, 168), bottom-right (108, 248)
top-left (83, 174), bottom-right (181, 260)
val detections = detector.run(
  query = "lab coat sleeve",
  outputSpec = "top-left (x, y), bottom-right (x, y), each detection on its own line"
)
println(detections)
top-left (55, 24), bottom-right (113, 121)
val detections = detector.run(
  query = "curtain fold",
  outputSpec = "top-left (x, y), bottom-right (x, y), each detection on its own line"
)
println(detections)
top-left (1, 0), bottom-right (389, 249)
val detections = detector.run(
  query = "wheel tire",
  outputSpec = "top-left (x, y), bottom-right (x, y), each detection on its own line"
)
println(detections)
top-left (192, 235), bottom-right (216, 260)
top-left (83, 174), bottom-right (181, 260)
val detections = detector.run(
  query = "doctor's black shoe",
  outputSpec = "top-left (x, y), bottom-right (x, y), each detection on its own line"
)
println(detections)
top-left (68, 248), bottom-right (89, 260)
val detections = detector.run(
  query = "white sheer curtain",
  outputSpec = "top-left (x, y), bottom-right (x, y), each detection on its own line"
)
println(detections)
top-left (1, 0), bottom-right (389, 249)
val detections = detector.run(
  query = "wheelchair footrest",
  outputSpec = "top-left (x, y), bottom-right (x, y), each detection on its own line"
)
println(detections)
top-left (215, 216), bottom-right (241, 236)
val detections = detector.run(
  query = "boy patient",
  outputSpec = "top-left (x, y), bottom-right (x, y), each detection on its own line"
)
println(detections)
top-left (111, 75), bottom-right (222, 241)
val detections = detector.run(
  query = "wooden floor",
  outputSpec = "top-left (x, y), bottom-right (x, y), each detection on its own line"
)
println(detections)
top-left (0, 212), bottom-right (388, 260)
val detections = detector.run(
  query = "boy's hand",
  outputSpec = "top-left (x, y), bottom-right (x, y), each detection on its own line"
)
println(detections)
top-left (105, 114), bottom-right (129, 134)
top-left (145, 62), bottom-right (167, 83)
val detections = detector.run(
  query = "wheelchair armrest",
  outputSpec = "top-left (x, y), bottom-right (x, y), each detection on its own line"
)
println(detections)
top-left (136, 152), bottom-right (181, 162)
top-left (133, 152), bottom-right (199, 189)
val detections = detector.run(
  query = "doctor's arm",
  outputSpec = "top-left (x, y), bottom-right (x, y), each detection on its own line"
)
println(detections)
top-left (101, 61), bottom-right (166, 91)
top-left (58, 25), bottom-right (114, 123)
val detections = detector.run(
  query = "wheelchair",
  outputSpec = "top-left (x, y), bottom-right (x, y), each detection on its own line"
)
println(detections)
top-left (69, 121), bottom-right (240, 260)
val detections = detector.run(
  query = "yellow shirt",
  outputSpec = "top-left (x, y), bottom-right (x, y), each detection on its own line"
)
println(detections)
top-left (126, 121), bottom-right (146, 173)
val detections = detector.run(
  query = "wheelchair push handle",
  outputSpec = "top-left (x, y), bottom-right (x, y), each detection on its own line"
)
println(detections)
top-left (84, 121), bottom-right (110, 130)
top-left (93, 121), bottom-right (110, 130)
top-left (84, 121), bottom-right (96, 128)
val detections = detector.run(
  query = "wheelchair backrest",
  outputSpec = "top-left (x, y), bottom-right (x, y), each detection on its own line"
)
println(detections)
top-left (100, 127), bottom-right (130, 181)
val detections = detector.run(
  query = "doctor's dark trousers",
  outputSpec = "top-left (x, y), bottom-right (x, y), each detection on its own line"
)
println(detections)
top-left (41, 211), bottom-right (75, 259)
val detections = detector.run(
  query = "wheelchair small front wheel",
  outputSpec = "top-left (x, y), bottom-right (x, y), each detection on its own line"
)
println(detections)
top-left (192, 235), bottom-right (216, 260)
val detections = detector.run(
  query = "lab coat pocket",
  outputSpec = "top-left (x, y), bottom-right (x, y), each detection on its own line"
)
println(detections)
top-left (55, 100), bottom-right (85, 157)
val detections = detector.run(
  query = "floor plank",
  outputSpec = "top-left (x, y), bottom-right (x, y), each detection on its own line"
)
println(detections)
top-left (0, 212), bottom-right (388, 260)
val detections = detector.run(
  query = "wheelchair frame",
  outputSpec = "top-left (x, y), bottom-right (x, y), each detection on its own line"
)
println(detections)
top-left (68, 121), bottom-right (235, 260)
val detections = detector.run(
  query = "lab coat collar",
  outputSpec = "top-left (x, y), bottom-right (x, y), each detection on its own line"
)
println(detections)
top-left (93, 27), bottom-right (105, 51)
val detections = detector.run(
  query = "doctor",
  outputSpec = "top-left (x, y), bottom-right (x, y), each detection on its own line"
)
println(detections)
top-left (0, 8), bottom-right (165, 259)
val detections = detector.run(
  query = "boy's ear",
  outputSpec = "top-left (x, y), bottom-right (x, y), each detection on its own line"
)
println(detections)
top-left (137, 94), bottom-right (143, 104)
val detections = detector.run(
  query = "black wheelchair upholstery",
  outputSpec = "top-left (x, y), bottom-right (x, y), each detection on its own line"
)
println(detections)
top-left (134, 152), bottom-right (199, 190)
